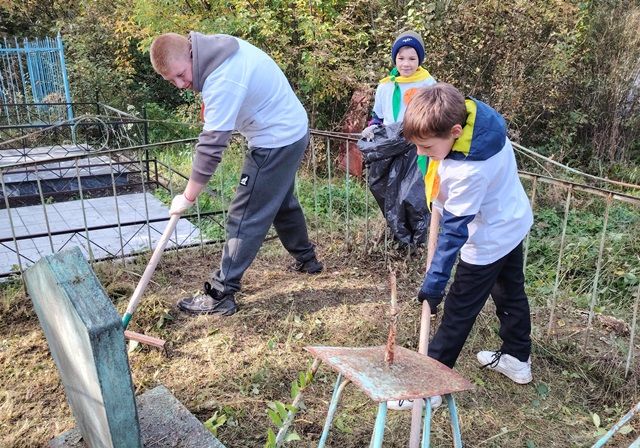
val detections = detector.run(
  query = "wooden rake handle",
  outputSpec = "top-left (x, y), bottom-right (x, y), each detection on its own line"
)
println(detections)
top-left (409, 208), bottom-right (441, 448)
top-left (122, 214), bottom-right (181, 329)
top-left (418, 208), bottom-right (441, 352)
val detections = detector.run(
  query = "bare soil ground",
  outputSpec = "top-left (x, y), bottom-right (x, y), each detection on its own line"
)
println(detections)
top-left (1, 238), bottom-right (638, 447)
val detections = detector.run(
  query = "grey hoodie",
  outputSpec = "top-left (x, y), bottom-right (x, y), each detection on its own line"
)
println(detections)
top-left (188, 32), bottom-right (239, 184)
top-left (189, 32), bottom-right (239, 93)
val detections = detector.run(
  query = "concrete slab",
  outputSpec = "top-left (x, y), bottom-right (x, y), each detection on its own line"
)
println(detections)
top-left (50, 385), bottom-right (226, 448)
top-left (24, 247), bottom-right (141, 448)
top-left (0, 146), bottom-right (132, 202)
top-left (0, 145), bottom-right (131, 184)
top-left (0, 155), bottom-right (129, 183)
top-left (0, 145), bottom-right (88, 166)
top-left (0, 193), bottom-right (201, 275)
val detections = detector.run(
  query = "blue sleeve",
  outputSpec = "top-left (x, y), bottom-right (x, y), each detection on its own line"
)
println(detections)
top-left (420, 209), bottom-right (475, 297)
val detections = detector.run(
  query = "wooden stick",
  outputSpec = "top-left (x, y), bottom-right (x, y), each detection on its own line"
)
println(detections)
top-left (409, 209), bottom-right (441, 448)
top-left (124, 330), bottom-right (166, 350)
top-left (384, 270), bottom-right (398, 366)
top-left (120, 214), bottom-right (180, 351)
top-left (122, 214), bottom-right (180, 329)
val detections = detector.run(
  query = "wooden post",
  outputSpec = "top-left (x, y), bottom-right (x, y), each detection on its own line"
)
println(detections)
top-left (385, 271), bottom-right (398, 366)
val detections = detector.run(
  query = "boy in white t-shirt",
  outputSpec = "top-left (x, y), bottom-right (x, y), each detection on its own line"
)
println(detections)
top-left (149, 32), bottom-right (322, 317)
top-left (359, 31), bottom-right (436, 252)
top-left (362, 30), bottom-right (436, 136)
top-left (403, 83), bottom-right (534, 384)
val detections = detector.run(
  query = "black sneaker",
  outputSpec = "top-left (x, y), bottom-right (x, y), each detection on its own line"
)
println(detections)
top-left (177, 282), bottom-right (238, 316)
top-left (289, 257), bottom-right (324, 274)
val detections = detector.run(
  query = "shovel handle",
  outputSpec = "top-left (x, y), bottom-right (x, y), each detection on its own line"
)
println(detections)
top-left (418, 208), bottom-right (441, 353)
top-left (409, 208), bottom-right (441, 448)
top-left (122, 214), bottom-right (181, 328)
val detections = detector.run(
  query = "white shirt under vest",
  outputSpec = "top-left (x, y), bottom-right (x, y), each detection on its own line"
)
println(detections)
top-left (433, 138), bottom-right (533, 265)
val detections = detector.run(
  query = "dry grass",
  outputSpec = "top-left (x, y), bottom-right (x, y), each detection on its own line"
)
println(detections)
top-left (1, 238), bottom-right (638, 447)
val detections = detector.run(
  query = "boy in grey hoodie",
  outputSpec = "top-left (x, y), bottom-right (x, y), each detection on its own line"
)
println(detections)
top-left (150, 32), bottom-right (322, 316)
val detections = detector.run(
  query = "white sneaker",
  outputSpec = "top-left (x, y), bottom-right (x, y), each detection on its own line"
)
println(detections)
top-left (477, 350), bottom-right (532, 384)
top-left (387, 395), bottom-right (442, 411)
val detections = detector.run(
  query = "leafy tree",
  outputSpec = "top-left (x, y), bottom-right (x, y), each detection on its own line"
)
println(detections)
top-left (0, 0), bottom-right (638, 174)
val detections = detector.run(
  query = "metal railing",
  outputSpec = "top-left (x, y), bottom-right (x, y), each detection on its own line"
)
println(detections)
top-left (0, 35), bottom-right (72, 116)
top-left (0, 114), bottom-right (638, 377)
top-left (0, 140), bottom-right (230, 270)
top-left (0, 101), bottom-right (148, 156)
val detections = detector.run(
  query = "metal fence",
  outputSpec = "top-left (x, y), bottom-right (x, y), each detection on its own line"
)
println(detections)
top-left (0, 35), bottom-right (72, 119)
top-left (0, 101), bottom-right (148, 154)
top-left (1, 112), bottom-right (639, 376)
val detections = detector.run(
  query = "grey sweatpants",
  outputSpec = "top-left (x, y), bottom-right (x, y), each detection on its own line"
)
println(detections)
top-left (211, 133), bottom-right (315, 294)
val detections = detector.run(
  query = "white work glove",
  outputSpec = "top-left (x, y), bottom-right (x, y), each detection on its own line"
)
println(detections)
top-left (361, 124), bottom-right (379, 142)
top-left (169, 194), bottom-right (195, 216)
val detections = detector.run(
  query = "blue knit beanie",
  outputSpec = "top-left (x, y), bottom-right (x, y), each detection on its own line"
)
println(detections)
top-left (391, 31), bottom-right (425, 65)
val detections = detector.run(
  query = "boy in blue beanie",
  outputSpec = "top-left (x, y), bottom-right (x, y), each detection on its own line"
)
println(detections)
top-left (361, 30), bottom-right (436, 141)
top-left (359, 31), bottom-right (436, 259)
top-left (403, 83), bottom-right (534, 385)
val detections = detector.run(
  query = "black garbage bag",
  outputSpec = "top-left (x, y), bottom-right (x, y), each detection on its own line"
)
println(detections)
top-left (357, 122), bottom-right (429, 247)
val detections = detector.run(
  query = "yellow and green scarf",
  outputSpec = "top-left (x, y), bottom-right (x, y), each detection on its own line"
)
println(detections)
top-left (381, 66), bottom-right (433, 199)
top-left (422, 99), bottom-right (477, 211)
top-left (379, 66), bottom-right (433, 121)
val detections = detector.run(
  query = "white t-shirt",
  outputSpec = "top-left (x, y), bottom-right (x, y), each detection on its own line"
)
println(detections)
top-left (373, 77), bottom-right (436, 124)
top-left (201, 39), bottom-right (308, 148)
top-left (433, 138), bottom-right (533, 265)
